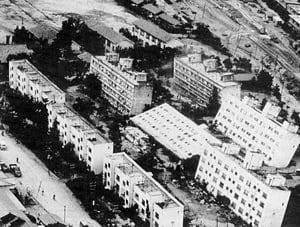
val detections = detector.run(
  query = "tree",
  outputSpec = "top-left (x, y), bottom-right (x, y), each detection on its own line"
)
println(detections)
top-left (81, 73), bottom-right (102, 99)
top-left (234, 57), bottom-right (252, 72)
top-left (272, 84), bottom-right (281, 101)
top-left (256, 69), bottom-right (273, 92)
top-left (206, 87), bottom-right (220, 116)
top-left (223, 58), bottom-right (233, 70)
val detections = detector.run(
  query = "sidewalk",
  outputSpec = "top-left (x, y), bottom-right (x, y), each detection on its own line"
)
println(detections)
top-left (0, 133), bottom-right (100, 227)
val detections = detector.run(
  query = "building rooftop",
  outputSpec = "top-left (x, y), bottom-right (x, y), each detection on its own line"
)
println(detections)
top-left (130, 0), bottom-right (144, 5)
top-left (93, 54), bottom-right (149, 86)
top-left (29, 23), bottom-right (58, 42)
top-left (290, 14), bottom-right (300, 24)
top-left (142, 4), bottom-right (163, 15)
top-left (51, 103), bottom-right (111, 144)
top-left (176, 55), bottom-right (240, 88)
top-left (85, 20), bottom-right (134, 45)
top-left (158, 13), bottom-right (181, 26)
top-left (110, 152), bottom-right (183, 209)
top-left (13, 59), bottom-right (64, 97)
top-left (133, 19), bottom-right (173, 43)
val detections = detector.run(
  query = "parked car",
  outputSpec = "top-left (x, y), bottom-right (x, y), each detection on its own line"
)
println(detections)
top-left (0, 142), bottom-right (7, 150)
top-left (0, 161), bottom-right (9, 172)
top-left (9, 164), bottom-right (22, 177)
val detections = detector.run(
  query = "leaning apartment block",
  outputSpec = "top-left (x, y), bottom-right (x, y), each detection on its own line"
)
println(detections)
top-left (194, 124), bottom-right (290, 227)
top-left (214, 95), bottom-right (300, 168)
top-left (90, 53), bottom-right (153, 115)
top-left (103, 152), bottom-right (184, 227)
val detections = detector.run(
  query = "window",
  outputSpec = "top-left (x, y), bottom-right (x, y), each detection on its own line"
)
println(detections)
top-left (262, 192), bottom-right (267, 199)
top-left (259, 202), bottom-right (264, 208)
top-left (241, 199), bottom-right (246, 205)
top-left (224, 165), bottom-right (229, 170)
top-left (213, 177), bottom-right (217, 183)
top-left (257, 211), bottom-right (262, 217)
top-left (135, 193), bottom-right (139, 200)
top-left (155, 212), bottom-right (159, 219)
top-left (116, 175), bottom-right (120, 182)
top-left (246, 180), bottom-right (251, 187)
top-left (234, 193), bottom-right (239, 200)
top-left (219, 182), bottom-right (224, 188)
top-left (88, 156), bottom-right (91, 162)
top-left (238, 207), bottom-right (243, 214)
top-left (221, 173), bottom-right (226, 180)
top-left (142, 200), bottom-right (145, 206)
top-left (244, 189), bottom-right (249, 196)
top-left (237, 184), bottom-right (241, 191)
top-left (239, 176), bottom-right (244, 182)
top-left (215, 168), bottom-right (220, 174)
top-left (231, 202), bottom-right (236, 209)
top-left (154, 222), bottom-right (159, 227)
top-left (218, 159), bottom-right (222, 165)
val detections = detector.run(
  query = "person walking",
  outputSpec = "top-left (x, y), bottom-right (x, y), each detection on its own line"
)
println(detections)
top-left (53, 194), bottom-right (56, 201)
top-left (16, 157), bottom-right (19, 163)
top-left (41, 190), bottom-right (44, 196)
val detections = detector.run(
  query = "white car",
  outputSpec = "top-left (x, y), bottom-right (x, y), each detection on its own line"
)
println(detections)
top-left (0, 142), bottom-right (7, 150)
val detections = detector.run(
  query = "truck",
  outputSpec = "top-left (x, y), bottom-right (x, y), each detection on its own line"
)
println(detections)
top-left (9, 164), bottom-right (22, 177)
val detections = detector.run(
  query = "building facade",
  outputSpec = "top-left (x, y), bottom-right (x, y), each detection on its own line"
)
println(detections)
top-left (131, 19), bottom-right (181, 49)
top-left (90, 53), bottom-right (153, 115)
top-left (9, 59), bottom-right (65, 104)
top-left (174, 54), bottom-right (241, 107)
top-left (214, 95), bottom-right (300, 168)
top-left (47, 103), bottom-right (113, 174)
top-left (193, 124), bottom-right (290, 227)
top-left (103, 152), bottom-right (184, 227)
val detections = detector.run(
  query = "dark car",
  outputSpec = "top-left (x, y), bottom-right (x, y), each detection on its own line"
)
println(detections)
top-left (0, 161), bottom-right (9, 172)
top-left (9, 164), bottom-right (22, 177)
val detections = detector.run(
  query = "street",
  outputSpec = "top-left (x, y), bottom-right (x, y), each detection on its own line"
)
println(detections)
top-left (0, 132), bottom-right (100, 227)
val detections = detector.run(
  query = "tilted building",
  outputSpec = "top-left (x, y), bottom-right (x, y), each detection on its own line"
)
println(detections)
top-left (194, 124), bottom-right (290, 227)
top-left (90, 53), bottom-right (153, 115)
top-left (9, 59), bottom-right (65, 104)
top-left (103, 152), bottom-right (184, 227)
top-left (47, 103), bottom-right (113, 174)
top-left (214, 95), bottom-right (300, 168)
top-left (174, 54), bottom-right (241, 107)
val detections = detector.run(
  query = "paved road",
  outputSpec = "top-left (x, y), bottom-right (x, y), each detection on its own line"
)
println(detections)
top-left (0, 132), bottom-right (100, 227)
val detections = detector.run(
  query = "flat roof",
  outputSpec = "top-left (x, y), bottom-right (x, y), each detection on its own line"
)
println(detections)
top-left (51, 103), bottom-right (111, 144)
top-left (29, 23), bottom-right (58, 41)
top-left (175, 56), bottom-right (240, 88)
top-left (108, 152), bottom-right (183, 209)
top-left (133, 19), bottom-right (172, 43)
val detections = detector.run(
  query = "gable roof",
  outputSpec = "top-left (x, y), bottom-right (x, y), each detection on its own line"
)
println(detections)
top-left (85, 20), bottom-right (134, 45)
top-left (159, 13), bottom-right (181, 26)
top-left (29, 23), bottom-right (58, 42)
top-left (0, 44), bottom-right (32, 63)
top-left (142, 4), bottom-right (163, 15)
top-left (133, 19), bottom-right (172, 43)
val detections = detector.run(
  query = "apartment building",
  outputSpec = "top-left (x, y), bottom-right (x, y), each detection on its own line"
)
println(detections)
top-left (103, 152), bottom-right (184, 227)
top-left (131, 103), bottom-right (219, 159)
top-left (9, 59), bottom-right (65, 104)
top-left (174, 54), bottom-right (241, 107)
top-left (90, 53), bottom-right (153, 115)
top-left (131, 19), bottom-right (182, 49)
top-left (47, 103), bottom-right (113, 174)
top-left (85, 19), bottom-right (134, 53)
top-left (214, 95), bottom-right (300, 168)
top-left (194, 124), bottom-right (290, 227)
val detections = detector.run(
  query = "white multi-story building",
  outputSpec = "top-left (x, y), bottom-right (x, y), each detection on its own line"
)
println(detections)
top-left (131, 103), bottom-right (213, 159)
top-left (174, 54), bottom-right (241, 107)
top-left (90, 53), bottom-right (153, 115)
top-left (47, 103), bottom-right (113, 174)
top-left (194, 124), bottom-right (291, 227)
top-left (214, 95), bottom-right (300, 168)
top-left (9, 59), bottom-right (65, 104)
top-left (103, 152), bottom-right (184, 227)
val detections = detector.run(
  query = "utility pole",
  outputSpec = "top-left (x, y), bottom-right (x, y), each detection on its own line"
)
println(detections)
top-left (64, 205), bottom-right (66, 223)
top-left (202, 2), bottom-right (207, 18)
top-left (36, 181), bottom-right (42, 198)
